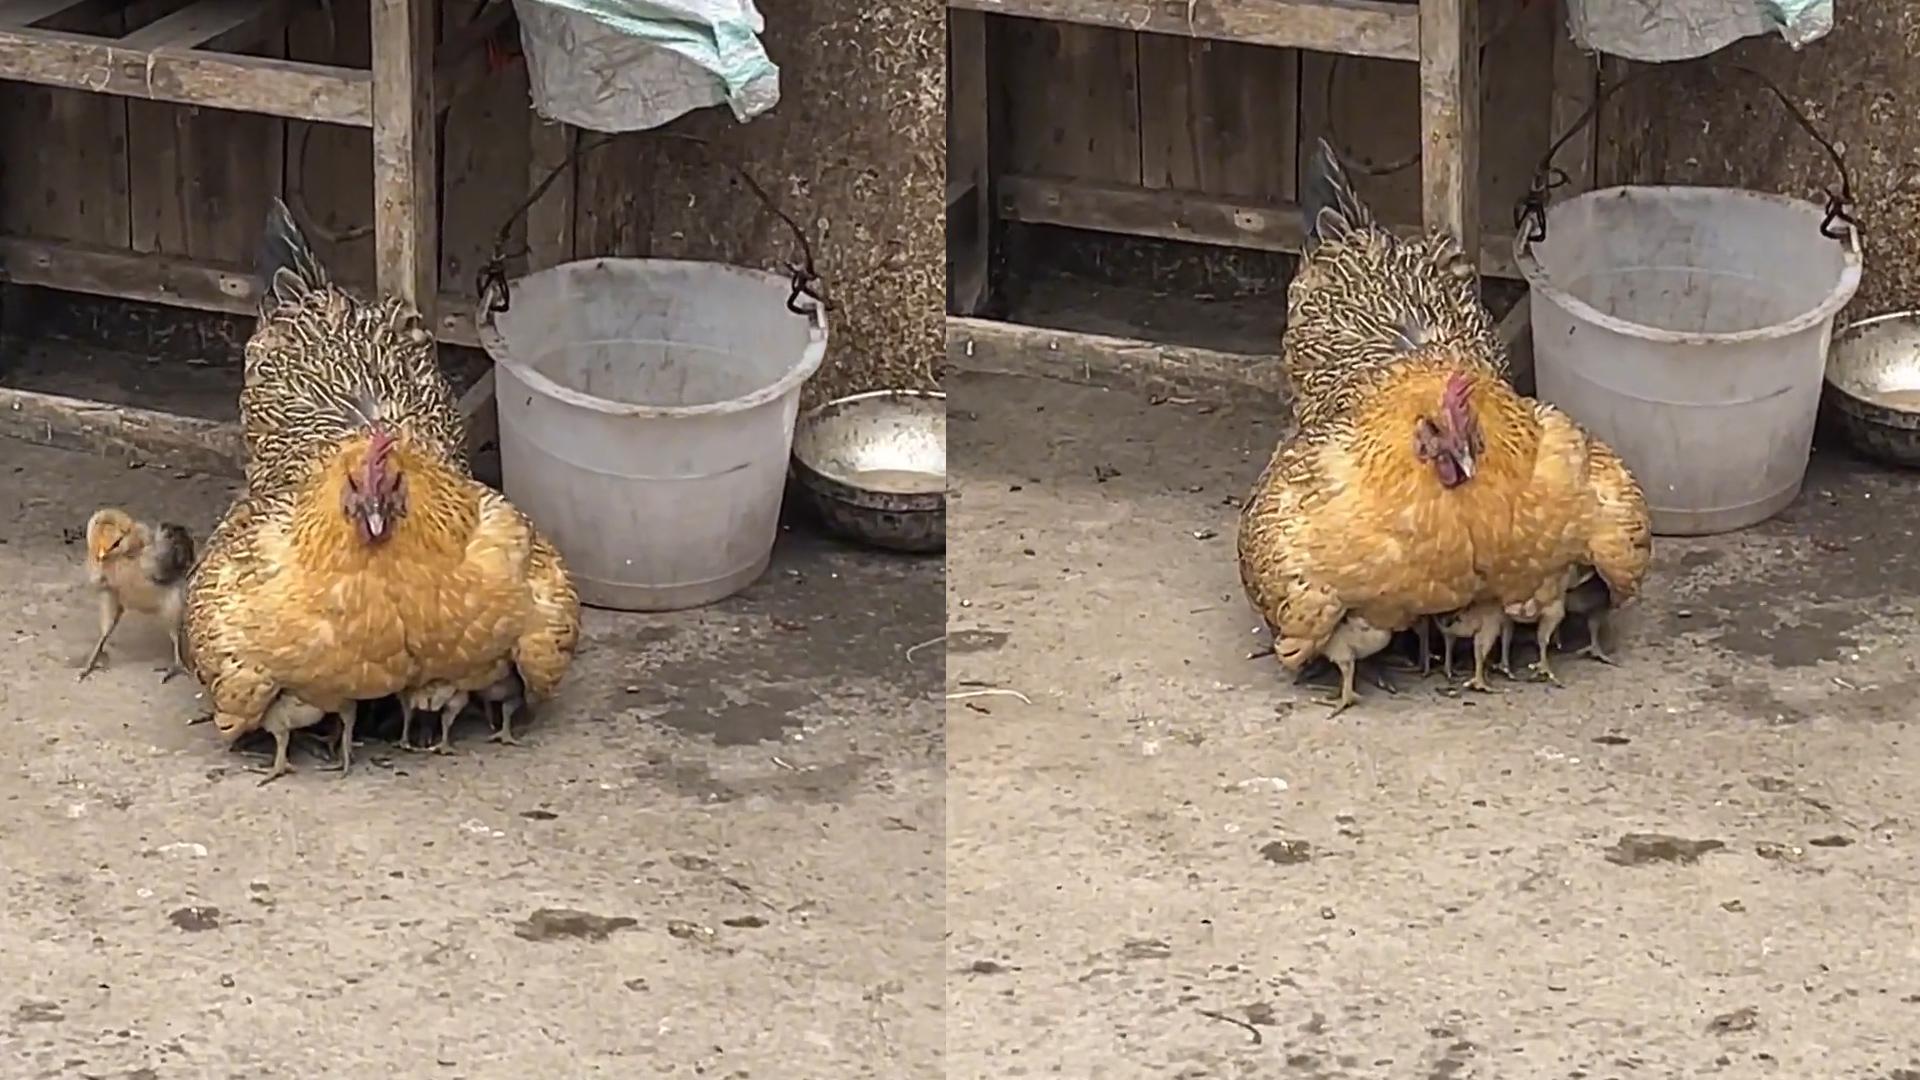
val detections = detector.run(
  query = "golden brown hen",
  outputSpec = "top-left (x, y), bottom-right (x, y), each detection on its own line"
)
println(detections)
top-left (1239, 140), bottom-right (1652, 709)
top-left (182, 201), bottom-right (581, 783)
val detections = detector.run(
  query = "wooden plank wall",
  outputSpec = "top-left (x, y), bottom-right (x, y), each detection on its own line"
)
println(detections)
top-left (0, 0), bottom-right (581, 308)
top-left (988, 0), bottom-right (1559, 250)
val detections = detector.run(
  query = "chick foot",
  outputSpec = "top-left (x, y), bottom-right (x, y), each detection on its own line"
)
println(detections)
top-left (75, 651), bottom-right (107, 683)
top-left (250, 732), bottom-right (296, 786)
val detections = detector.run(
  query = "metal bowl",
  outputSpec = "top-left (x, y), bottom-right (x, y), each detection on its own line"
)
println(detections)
top-left (1824, 310), bottom-right (1920, 468)
top-left (790, 389), bottom-right (946, 553)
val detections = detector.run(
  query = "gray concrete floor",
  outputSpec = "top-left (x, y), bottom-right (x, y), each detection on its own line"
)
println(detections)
top-left (947, 370), bottom-right (1920, 1079)
top-left (0, 440), bottom-right (943, 1079)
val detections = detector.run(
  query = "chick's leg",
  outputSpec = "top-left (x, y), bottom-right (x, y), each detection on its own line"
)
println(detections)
top-left (1531, 606), bottom-right (1568, 685)
top-left (430, 693), bottom-right (468, 754)
top-left (1463, 618), bottom-right (1505, 694)
top-left (397, 700), bottom-right (418, 750)
top-left (488, 698), bottom-right (523, 746)
top-left (1316, 656), bottom-right (1360, 717)
top-left (159, 624), bottom-right (186, 684)
top-left (318, 701), bottom-right (359, 776)
top-left (1578, 610), bottom-right (1617, 665)
top-left (77, 591), bottom-right (123, 682)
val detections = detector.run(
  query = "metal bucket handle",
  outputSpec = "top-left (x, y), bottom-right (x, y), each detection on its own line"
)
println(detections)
top-left (473, 131), bottom-right (836, 327)
top-left (1514, 61), bottom-right (1859, 249)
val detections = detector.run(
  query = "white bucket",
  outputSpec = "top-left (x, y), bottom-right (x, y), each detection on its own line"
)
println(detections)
top-left (477, 258), bottom-right (827, 611)
top-left (1516, 185), bottom-right (1862, 536)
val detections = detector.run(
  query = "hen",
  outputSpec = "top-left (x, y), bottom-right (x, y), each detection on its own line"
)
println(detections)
top-left (182, 200), bottom-right (581, 783)
top-left (78, 508), bottom-right (195, 683)
top-left (1239, 139), bottom-right (1651, 708)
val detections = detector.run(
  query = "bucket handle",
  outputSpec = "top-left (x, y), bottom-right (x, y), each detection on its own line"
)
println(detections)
top-left (1515, 61), bottom-right (1859, 248)
top-left (471, 131), bottom-right (837, 322)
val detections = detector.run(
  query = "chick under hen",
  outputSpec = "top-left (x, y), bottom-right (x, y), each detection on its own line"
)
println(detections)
top-left (78, 508), bottom-right (195, 683)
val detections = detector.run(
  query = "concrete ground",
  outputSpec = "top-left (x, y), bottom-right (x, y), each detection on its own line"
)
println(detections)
top-left (0, 440), bottom-right (942, 1079)
top-left (947, 370), bottom-right (1920, 1079)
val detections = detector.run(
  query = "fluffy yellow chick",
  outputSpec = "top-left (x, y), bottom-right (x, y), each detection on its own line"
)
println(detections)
top-left (79, 508), bottom-right (196, 683)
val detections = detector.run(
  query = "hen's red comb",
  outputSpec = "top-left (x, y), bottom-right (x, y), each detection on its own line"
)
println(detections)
top-left (1442, 372), bottom-right (1474, 416)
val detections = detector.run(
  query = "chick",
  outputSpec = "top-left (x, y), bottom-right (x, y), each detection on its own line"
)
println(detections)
top-left (78, 508), bottom-right (195, 683)
top-left (402, 666), bottom-right (529, 753)
top-left (399, 681), bottom-right (468, 754)
top-left (1436, 601), bottom-right (1506, 693)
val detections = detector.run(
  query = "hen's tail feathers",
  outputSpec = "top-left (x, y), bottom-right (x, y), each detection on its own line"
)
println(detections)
top-left (1301, 136), bottom-right (1375, 252)
top-left (259, 197), bottom-right (330, 313)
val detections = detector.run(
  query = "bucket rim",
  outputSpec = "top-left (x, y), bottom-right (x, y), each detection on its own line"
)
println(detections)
top-left (475, 257), bottom-right (830, 418)
top-left (1513, 184), bottom-right (1863, 347)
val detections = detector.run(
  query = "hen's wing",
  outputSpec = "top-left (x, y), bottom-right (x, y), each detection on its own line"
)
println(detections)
top-left (1583, 439), bottom-right (1653, 605)
top-left (1284, 138), bottom-right (1507, 428)
top-left (1490, 402), bottom-right (1601, 617)
top-left (513, 532), bottom-right (583, 701)
top-left (181, 496), bottom-right (281, 739)
top-left (1244, 426), bottom-right (1428, 664)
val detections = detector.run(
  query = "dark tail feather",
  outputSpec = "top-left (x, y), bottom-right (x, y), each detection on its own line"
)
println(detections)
top-left (259, 196), bottom-right (329, 310)
top-left (1301, 137), bottom-right (1374, 251)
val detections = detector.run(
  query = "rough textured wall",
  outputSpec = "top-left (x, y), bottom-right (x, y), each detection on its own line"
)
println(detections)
top-left (621, 0), bottom-right (944, 407)
top-left (1606, 3), bottom-right (1917, 318)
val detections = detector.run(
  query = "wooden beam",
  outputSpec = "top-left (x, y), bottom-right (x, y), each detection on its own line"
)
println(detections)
top-left (947, 315), bottom-right (1289, 400)
top-left (0, 0), bottom-right (114, 26)
top-left (117, 0), bottom-right (291, 52)
top-left (0, 383), bottom-right (244, 477)
top-left (370, 0), bottom-right (437, 318)
top-left (0, 235), bottom-right (481, 346)
top-left (1418, 0), bottom-right (1481, 263)
top-left (0, 25), bottom-right (371, 124)
top-left (997, 173), bottom-right (1522, 279)
top-left (945, 0), bottom-right (1419, 60)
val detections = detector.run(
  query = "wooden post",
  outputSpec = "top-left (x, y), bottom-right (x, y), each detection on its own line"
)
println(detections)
top-left (946, 8), bottom-right (991, 316)
top-left (1548, 0), bottom-right (1596, 194)
top-left (1418, 0), bottom-right (1480, 264)
top-left (371, 0), bottom-right (437, 319)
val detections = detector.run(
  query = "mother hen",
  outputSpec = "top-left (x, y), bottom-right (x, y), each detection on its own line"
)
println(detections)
top-left (1238, 140), bottom-right (1650, 711)
top-left (182, 200), bottom-right (581, 783)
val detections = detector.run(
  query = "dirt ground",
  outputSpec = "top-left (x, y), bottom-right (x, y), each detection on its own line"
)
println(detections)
top-left (946, 370), bottom-right (1920, 1079)
top-left (0, 440), bottom-right (943, 1079)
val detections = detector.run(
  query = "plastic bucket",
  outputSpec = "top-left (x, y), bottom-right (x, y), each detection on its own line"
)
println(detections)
top-left (1517, 185), bottom-right (1862, 536)
top-left (477, 258), bottom-right (827, 611)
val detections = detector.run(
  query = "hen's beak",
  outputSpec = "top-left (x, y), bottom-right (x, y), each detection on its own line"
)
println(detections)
top-left (1451, 448), bottom-right (1476, 481)
top-left (364, 510), bottom-right (387, 538)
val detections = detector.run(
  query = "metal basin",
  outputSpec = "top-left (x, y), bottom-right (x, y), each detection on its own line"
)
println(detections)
top-left (790, 389), bottom-right (945, 553)
top-left (1824, 311), bottom-right (1920, 468)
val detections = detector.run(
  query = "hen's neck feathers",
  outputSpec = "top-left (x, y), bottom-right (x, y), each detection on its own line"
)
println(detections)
top-left (288, 433), bottom-right (477, 572)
